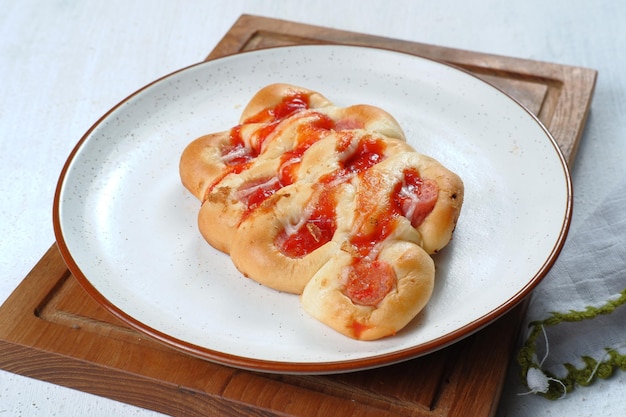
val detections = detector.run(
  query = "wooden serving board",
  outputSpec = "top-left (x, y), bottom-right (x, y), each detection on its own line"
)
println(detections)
top-left (0, 15), bottom-right (596, 417)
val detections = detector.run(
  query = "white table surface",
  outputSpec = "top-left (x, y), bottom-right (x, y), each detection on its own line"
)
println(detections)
top-left (2, 1), bottom-right (625, 416)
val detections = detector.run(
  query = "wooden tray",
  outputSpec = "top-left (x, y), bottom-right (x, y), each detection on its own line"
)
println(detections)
top-left (0, 14), bottom-right (596, 417)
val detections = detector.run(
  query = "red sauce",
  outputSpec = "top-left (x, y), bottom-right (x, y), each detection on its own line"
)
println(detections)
top-left (243, 92), bottom-right (312, 153)
top-left (203, 161), bottom-right (251, 203)
top-left (207, 92), bottom-right (319, 204)
top-left (278, 149), bottom-right (306, 186)
top-left (221, 125), bottom-right (256, 165)
top-left (350, 168), bottom-right (438, 257)
top-left (344, 260), bottom-right (395, 306)
top-left (278, 113), bottom-right (334, 185)
top-left (393, 169), bottom-right (438, 228)
top-left (346, 169), bottom-right (395, 258)
top-left (349, 217), bottom-right (396, 259)
top-left (244, 92), bottom-right (310, 124)
top-left (234, 112), bottom-right (335, 215)
top-left (341, 169), bottom-right (438, 306)
top-left (348, 319), bottom-right (372, 339)
top-left (335, 131), bottom-right (355, 153)
top-left (275, 187), bottom-right (337, 258)
top-left (218, 92), bottom-right (314, 172)
top-left (319, 135), bottom-right (387, 186)
top-left (276, 136), bottom-right (388, 258)
top-left (343, 136), bottom-right (386, 175)
top-left (236, 177), bottom-right (282, 215)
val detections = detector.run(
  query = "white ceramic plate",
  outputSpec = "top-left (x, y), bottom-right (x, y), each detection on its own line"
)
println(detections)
top-left (54, 45), bottom-right (571, 374)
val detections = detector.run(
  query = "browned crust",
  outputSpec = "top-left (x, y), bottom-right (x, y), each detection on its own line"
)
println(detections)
top-left (360, 151), bottom-right (465, 255)
top-left (301, 239), bottom-right (435, 340)
top-left (229, 181), bottom-right (356, 294)
top-left (323, 104), bottom-right (406, 140)
top-left (239, 83), bottom-right (333, 122)
top-left (417, 161), bottom-right (465, 254)
top-left (179, 131), bottom-right (230, 201)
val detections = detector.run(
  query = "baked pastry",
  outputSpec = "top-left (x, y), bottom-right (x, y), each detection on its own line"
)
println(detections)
top-left (180, 83), bottom-right (464, 340)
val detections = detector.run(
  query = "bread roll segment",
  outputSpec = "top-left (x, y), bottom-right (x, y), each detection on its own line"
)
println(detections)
top-left (301, 240), bottom-right (435, 341)
top-left (356, 150), bottom-right (465, 255)
top-left (179, 83), bottom-right (464, 340)
top-left (230, 180), bottom-right (356, 294)
top-left (238, 83), bottom-right (333, 124)
top-left (179, 131), bottom-right (231, 201)
top-left (198, 157), bottom-right (280, 253)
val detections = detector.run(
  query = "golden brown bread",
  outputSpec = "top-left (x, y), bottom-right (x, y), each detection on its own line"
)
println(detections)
top-left (301, 238), bottom-right (435, 340)
top-left (230, 180), bottom-right (354, 294)
top-left (179, 83), bottom-right (464, 340)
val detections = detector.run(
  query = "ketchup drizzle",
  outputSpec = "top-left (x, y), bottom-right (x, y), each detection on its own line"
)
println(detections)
top-left (275, 188), bottom-right (337, 258)
top-left (276, 136), bottom-right (388, 258)
top-left (206, 92), bottom-right (319, 205)
top-left (393, 168), bottom-right (438, 228)
top-left (244, 92), bottom-right (312, 154)
top-left (340, 168), bottom-right (438, 308)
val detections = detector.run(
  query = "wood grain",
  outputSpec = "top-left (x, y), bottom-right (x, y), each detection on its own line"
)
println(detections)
top-left (0, 14), bottom-right (596, 417)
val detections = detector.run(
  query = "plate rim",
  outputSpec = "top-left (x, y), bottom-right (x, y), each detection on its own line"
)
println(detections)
top-left (53, 43), bottom-right (573, 374)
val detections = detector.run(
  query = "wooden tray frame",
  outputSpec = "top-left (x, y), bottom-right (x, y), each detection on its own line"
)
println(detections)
top-left (0, 14), bottom-right (596, 417)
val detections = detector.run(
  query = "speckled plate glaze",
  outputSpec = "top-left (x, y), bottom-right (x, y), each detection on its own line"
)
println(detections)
top-left (53, 45), bottom-right (571, 374)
